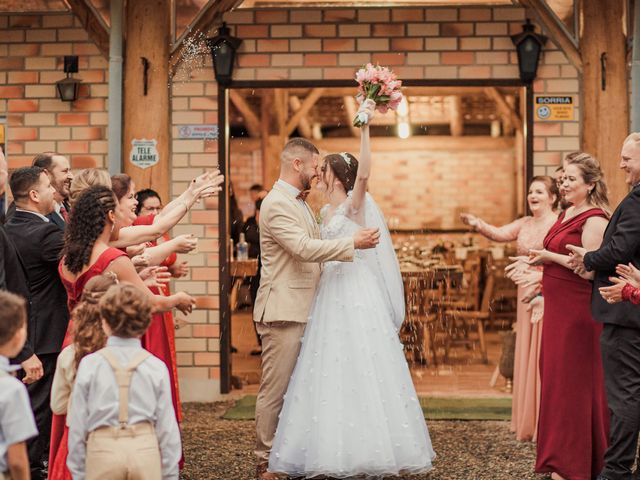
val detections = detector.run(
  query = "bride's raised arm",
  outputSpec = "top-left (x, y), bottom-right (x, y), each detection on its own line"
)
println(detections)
top-left (351, 99), bottom-right (375, 214)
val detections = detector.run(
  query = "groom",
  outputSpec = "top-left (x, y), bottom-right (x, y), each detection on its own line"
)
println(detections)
top-left (253, 137), bottom-right (380, 480)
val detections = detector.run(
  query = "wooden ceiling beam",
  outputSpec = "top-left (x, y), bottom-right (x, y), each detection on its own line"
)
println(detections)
top-left (229, 89), bottom-right (261, 137)
top-left (448, 96), bottom-right (463, 136)
top-left (484, 87), bottom-right (522, 132)
top-left (170, 0), bottom-right (243, 76)
top-left (342, 96), bottom-right (361, 137)
top-left (285, 88), bottom-right (325, 137)
top-left (519, 0), bottom-right (583, 72)
top-left (64, 0), bottom-right (109, 58)
top-left (273, 86), bottom-right (490, 98)
top-left (288, 95), bottom-right (313, 138)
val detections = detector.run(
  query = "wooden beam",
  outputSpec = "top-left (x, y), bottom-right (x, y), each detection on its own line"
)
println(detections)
top-left (170, 0), bottom-right (243, 76)
top-left (229, 90), bottom-right (261, 137)
top-left (64, 0), bottom-right (109, 58)
top-left (448, 96), bottom-right (463, 136)
top-left (284, 88), bottom-right (324, 137)
top-left (519, 0), bottom-right (583, 72)
top-left (287, 86), bottom-right (489, 98)
top-left (582, 0), bottom-right (629, 206)
top-left (342, 96), bottom-right (361, 137)
top-left (288, 95), bottom-right (313, 138)
top-left (122, 0), bottom-right (171, 202)
top-left (260, 91), bottom-right (281, 189)
top-left (484, 87), bottom-right (523, 132)
top-left (274, 89), bottom-right (288, 136)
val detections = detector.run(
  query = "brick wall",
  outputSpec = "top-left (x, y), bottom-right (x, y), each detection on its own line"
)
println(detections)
top-left (229, 137), bottom-right (517, 229)
top-left (0, 13), bottom-right (108, 171)
top-left (1, 5), bottom-right (581, 401)
top-left (220, 5), bottom-right (579, 180)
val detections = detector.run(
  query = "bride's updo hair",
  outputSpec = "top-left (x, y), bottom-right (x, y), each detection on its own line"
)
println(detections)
top-left (323, 152), bottom-right (358, 192)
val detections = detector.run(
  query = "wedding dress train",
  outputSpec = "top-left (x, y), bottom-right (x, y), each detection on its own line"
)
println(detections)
top-left (269, 196), bottom-right (435, 478)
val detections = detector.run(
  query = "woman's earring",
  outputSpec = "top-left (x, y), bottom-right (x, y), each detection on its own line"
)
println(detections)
top-left (110, 223), bottom-right (115, 233)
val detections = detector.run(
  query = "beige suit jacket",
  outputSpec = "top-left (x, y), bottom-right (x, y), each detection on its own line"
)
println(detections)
top-left (253, 183), bottom-right (355, 323)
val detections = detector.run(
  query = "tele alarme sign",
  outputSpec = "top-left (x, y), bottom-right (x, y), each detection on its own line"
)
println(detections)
top-left (130, 139), bottom-right (159, 169)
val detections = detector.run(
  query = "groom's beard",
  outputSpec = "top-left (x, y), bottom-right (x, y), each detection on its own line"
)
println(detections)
top-left (299, 173), bottom-right (314, 192)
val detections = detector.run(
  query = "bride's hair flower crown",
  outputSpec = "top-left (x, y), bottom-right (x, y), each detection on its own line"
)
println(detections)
top-left (340, 152), bottom-right (352, 166)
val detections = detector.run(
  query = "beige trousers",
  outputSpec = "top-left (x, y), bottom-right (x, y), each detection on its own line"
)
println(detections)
top-left (254, 320), bottom-right (306, 462)
top-left (86, 423), bottom-right (161, 480)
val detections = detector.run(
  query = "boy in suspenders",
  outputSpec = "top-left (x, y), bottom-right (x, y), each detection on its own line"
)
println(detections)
top-left (0, 292), bottom-right (38, 480)
top-left (67, 284), bottom-right (181, 480)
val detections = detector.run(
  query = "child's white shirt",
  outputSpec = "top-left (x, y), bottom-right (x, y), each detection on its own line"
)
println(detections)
top-left (66, 337), bottom-right (181, 480)
top-left (0, 355), bottom-right (38, 473)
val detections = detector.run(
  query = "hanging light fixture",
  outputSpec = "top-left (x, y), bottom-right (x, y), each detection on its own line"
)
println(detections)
top-left (207, 22), bottom-right (243, 86)
top-left (56, 55), bottom-right (82, 102)
top-left (511, 19), bottom-right (547, 84)
top-left (396, 97), bottom-right (411, 139)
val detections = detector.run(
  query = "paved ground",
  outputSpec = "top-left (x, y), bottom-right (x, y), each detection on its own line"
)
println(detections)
top-left (180, 402), bottom-right (546, 480)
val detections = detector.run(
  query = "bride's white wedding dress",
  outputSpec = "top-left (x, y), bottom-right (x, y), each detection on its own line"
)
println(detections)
top-left (269, 195), bottom-right (435, 479)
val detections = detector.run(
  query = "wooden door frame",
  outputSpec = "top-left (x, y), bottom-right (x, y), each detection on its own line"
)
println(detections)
top-left (217, 78), bottom-right (532, 394)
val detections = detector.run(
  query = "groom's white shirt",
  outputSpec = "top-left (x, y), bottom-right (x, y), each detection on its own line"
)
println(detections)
top-left (275, 179), bottom-right (317, 229)
top-left (253, 181), bottom-right (355, 324)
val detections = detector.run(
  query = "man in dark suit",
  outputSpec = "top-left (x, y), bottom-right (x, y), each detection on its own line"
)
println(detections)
top-left (0, 147), bottom-right (7, 225)
top-left (32, 152), bottom-right (73, 230)
top-left (568, 133), bottom-right (640, 480)
top-left (5, 166), bottom-right (68, 480)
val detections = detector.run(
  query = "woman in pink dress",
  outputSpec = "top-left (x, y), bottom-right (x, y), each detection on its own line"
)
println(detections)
top-left (529, 152), bottom-right (610, 480)
top-left (461, 175), bottom-right (558, 442)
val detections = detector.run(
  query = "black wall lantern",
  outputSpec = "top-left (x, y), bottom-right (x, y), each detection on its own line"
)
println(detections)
top-left (56, 55), bottom-right (82, 102)
top-left (207, 22), bottom-right (242, 86)
top-left (511, 19), bottom-right (547, 84)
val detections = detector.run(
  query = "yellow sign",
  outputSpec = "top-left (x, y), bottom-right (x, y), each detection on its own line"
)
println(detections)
top-left (535, 96), bottom-right (574, 121)
top-left (0, 124), bottom-right (4, 144)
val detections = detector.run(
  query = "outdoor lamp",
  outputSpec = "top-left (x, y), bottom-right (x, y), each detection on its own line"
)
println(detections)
top-left (207, 22), bottom-right (242, 86)
top-left (511, 19), bottom-right (547, 84)
top-left (56, 56), bottom-right (82, 102)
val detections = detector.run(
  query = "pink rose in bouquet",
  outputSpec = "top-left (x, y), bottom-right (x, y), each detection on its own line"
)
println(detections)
top-left (353, 63), bottom-right (404, 127)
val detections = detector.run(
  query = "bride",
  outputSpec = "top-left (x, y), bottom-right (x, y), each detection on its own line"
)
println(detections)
top-left (268, 100), bottom-right (435, 478)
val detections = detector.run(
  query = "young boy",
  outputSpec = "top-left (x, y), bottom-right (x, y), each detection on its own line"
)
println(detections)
top-left (66, 284), bottom-right (181, 480)
top-left (0, 291), bottom-right (38, 480)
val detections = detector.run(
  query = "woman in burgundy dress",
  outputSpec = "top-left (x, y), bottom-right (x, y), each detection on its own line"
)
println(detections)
top-left (530, 152), bottom-right (610, 480)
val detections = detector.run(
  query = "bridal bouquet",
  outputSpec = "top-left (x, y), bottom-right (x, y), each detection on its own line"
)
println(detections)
top-left (353, 63), bottom-right (403, 127)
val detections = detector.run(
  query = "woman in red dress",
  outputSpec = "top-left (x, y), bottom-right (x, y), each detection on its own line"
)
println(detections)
top-left (530, 152), bottom-right (610, 480)
top-left (50, 186), bottom-right (196, 479)
top-left (132, 210), bottom-right (186, 423)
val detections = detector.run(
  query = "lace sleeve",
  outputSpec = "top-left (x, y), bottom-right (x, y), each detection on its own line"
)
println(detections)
top-left (474, 216), bottom-right (528, 243)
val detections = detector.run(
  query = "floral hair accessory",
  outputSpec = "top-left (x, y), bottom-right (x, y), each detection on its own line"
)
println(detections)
top-left (340, 152), bottom-right (351, 166)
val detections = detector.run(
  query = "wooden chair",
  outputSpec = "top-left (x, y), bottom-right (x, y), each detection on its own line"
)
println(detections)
top-left (401, 272), bottom-right (442, 366)
top-left (435, 254), bottom-right (482, 312)
top-left (486, 257), bottom-right (518, 329)
top-left (442, 268), bottom-right (496, 364)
